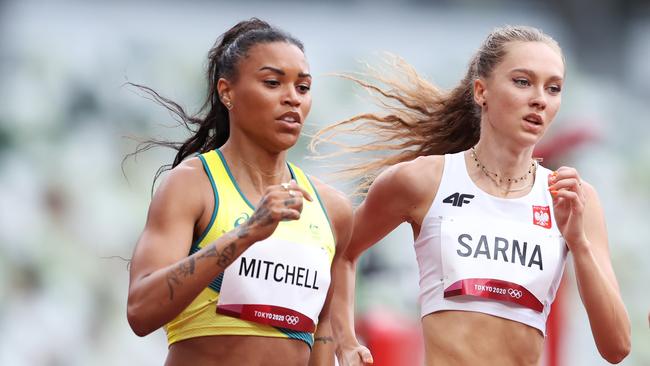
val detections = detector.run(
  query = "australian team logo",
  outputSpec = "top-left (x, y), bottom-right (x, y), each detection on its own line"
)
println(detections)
top-left (532, 205), bottom-right (551, 229)
top-left (309, 223), bottom-right (320, 240)
top-left (234, 212), bottom-right (250, 227)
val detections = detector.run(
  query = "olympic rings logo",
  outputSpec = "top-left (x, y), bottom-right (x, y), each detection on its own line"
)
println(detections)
top-left (286, 315), bottom-right (299, 326)
top-left (508, 289), bottom-right (523, 299)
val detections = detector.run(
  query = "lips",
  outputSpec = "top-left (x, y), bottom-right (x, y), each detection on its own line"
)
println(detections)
top-left (523, 113), bottom-right (543, 125)
top-left (277, 111), bottom-right (301, 124)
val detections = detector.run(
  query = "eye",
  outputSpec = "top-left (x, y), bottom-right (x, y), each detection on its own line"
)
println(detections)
top-left (547, 85), bottom-right (562, 95)
top-left (263, 80), bottom-right (280, 87)
top-left (513, 78), bottom-right (530, 87)
top-left (297, 84), bottom-right (311, 93)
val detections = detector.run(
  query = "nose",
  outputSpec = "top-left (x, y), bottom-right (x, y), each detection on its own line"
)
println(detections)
top-left (282, 86), bottom-right (301, 107)
top-left (529, 87), bottom-right (547, 110)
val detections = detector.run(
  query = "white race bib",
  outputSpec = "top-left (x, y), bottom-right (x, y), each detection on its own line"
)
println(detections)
top-left (440, 217), bottom-right (564, 312)
top-left (217, 238), bottom-right (331, 332)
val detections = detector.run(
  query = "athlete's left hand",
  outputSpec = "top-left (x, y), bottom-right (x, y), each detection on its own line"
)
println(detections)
top-left (548, 166), bottom-right (588, 250)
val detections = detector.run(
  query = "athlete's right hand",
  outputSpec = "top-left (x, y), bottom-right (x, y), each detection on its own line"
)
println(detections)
top-left (336, 344), bottom-right (374, 365)
top-left (239, 180), bottom-right (313, 242)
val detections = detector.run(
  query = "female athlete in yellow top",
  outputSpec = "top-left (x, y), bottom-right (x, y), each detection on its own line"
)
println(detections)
top-left (126, 18), bottom-right (352, 366)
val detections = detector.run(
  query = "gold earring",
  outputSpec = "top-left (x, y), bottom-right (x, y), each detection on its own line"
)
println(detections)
top-left (220, 94), bottom-right (232, 110)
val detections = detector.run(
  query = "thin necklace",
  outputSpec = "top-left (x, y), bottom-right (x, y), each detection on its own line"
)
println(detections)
top-left (470, 146), bottom-right (537, 193)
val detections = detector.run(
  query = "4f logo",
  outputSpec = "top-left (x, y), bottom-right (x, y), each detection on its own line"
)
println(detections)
top-left (443, 192), bottom-right (475, 207)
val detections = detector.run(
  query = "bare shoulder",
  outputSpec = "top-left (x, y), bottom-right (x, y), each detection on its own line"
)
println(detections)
top-left (359, 155), bottom-right (444, 225)
top-left (148, 157), bottom-right (210, 223)
top-left (163, 157), bottom-right (206, 186)
top-left (393, 154), bottom-right (443, 181)
top-left (372, 154), bottom-right (444, 202)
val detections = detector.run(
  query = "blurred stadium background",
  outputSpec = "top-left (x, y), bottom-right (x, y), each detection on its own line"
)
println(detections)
top-left (0, 1), bottom-right (648, 365)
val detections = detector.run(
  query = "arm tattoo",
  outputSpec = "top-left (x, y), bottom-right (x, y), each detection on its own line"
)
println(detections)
top-left (236, 225), bottom-right (250, 238)
top-left (248, 205), bottom-right (275, 227)
top-left (198, 245), bottom-right (217, 259)
top-left (166, 257), bottom-right (195, 300)
top-left (166, 239), bottom-right (237, 301)
top-left (314, 336), bottom-right (334, 344)
top-left (217, 242), bottom-right (236, 268)
top-left (198, 242), bottom-right (237, 268)
top-left (166, 272), bottom-right (180, 300)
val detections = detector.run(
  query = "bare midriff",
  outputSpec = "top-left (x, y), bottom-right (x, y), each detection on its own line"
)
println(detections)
top-left (165, 335), bottom-right (310, 366)
top-left (422, 311), bottom-right (544, 366)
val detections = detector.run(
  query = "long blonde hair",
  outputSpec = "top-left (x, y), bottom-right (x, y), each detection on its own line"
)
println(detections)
top-left (310, 25), bottom-right (562, 195)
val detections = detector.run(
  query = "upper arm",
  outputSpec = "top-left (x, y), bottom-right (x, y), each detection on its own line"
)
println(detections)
top-left (347, 155), bottom-right (443, 260)
top-left (128, 159), bottom-right (209, 286)
top-left (580, 181), bottom-right (620, 290)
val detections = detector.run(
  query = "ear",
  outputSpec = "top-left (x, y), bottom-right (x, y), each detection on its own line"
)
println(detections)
top-left (473, 78), bottom-right (488, 107)
top-left (217, 78), bottom-right (233, 105)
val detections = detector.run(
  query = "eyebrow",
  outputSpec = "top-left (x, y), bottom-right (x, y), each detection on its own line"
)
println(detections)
top-left (259, 66), bottom-right (311, 78)
top-left (511, 68), bottom-right (563, 82)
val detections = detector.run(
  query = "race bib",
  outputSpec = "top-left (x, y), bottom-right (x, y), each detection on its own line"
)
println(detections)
top-left (440, 217), bottom-right (565, 312)
top-left (217, 238), bottom-right (331, 332)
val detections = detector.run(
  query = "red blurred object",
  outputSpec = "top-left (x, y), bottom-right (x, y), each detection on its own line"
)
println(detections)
top-left (356, 308), bottom-right (424, 366)
top-left (535, 124), bottom-right (597, 366)
top-left (534, 127), bottom-right (599, 167)
top-left (545, 276), bottom-right (569, 366)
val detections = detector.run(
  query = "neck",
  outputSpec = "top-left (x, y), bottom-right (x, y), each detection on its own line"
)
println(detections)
top-left (469, 138), bottom-right (538, 196)
top-left (472, 137), bottom-right (535, 179)
top-left (220, 140), bottom-right (291, 195)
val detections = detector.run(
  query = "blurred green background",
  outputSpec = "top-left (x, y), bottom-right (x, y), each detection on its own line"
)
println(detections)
top-left (0, 1), bottom-right (648, 365)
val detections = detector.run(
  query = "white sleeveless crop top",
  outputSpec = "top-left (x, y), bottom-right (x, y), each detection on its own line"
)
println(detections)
top-left (414, 151), bottom-right (567, 335)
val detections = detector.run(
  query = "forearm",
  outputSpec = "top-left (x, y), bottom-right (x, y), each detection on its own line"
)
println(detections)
top-left (331, 256), bottom-right (360, 346)
top-left (309, 318), bottom-right (336, 366)
top-left (127, 229), bottom-right (256, 336)
top-left (572, 244), bottom-right (630, 362)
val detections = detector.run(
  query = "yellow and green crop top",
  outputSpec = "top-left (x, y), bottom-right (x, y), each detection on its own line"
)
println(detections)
top-left (163, 149), bottom-right (336, 348)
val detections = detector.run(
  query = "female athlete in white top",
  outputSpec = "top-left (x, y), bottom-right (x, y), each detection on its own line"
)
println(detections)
top-left (314, 25), bottom-right (630, 366)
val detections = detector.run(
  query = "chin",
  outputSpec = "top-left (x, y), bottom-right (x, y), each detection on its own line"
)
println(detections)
top-left (515, 132), bottom-right (545, 149)
top-left (283, 131), bottom-right (302, 144)
top-left (273, 137), bottom-right (300, 152)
